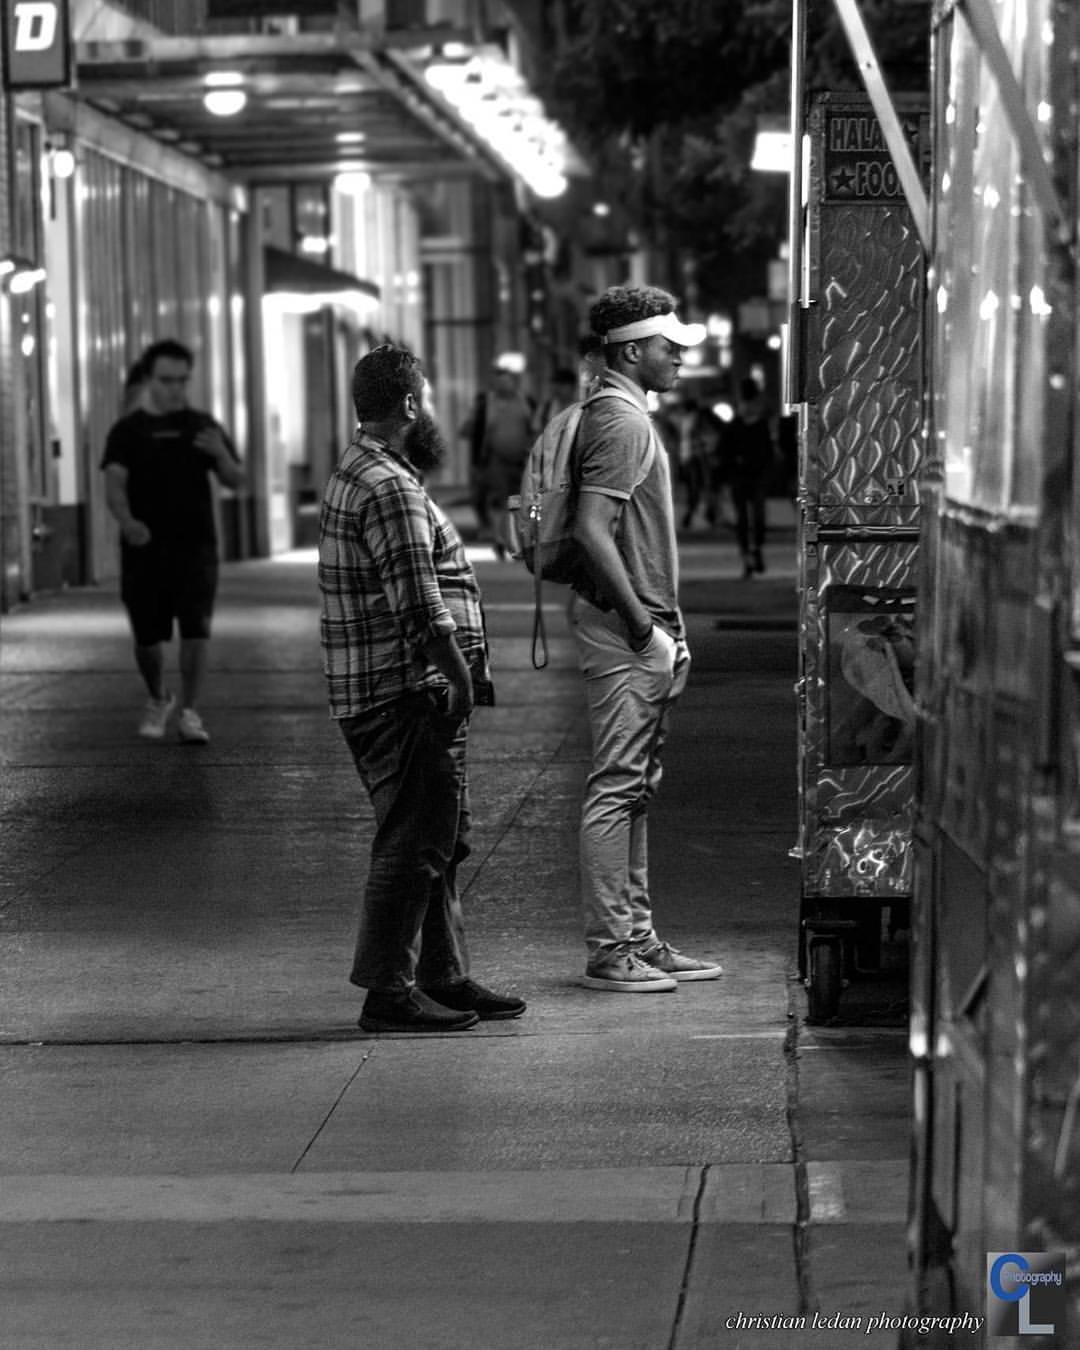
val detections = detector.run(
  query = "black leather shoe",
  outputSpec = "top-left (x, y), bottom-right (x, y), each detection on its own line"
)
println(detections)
top-left (423, 978), bottom-right (527, 1020)
top-left (359, 989), bottom-right (479, 1033)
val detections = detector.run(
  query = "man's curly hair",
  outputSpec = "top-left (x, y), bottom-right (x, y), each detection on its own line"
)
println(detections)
top-left (352, 344), bottom-right (425, 421)
top-left (588, 285), bottom-right (678, 340)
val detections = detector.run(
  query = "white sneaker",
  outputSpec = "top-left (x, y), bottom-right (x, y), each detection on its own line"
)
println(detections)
top-left (138, 692), bottom-right (176, 739)
top-left (637, 941), bottom-right (724, 982)
top-left (177, 707), bottom-right (210, 744)
top-left (582, 947), bottom-right (677, 992)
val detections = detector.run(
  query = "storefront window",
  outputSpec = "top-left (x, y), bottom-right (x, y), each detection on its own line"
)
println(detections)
top-left (13, 119), bottom-right (49, 504)
top-left (933, 0), bottom-right (1051, 517)
top-left (934, 1), bottom-right (1053, 515)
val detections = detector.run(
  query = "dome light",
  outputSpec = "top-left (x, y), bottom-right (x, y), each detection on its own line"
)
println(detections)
top-left (203, 72), bottom-right (246, 117)
top-left (8, 265), bottom-right (47, 294)
top-left (204, 88), bottom-right (247, 117)
top-left (51, 147), bottom-right (76, 179)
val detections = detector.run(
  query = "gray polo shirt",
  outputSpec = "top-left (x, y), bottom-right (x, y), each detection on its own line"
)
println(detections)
top-left (576, 369), bottom-right (683, 639)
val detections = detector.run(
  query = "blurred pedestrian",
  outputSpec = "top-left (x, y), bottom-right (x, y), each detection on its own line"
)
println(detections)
top-left (723, 377), bottom-right (776, 577)
top-left (121, 354), bottom-right (149, 415)
top-left (101, 338), bottom-right (243, 744)
top-left (777, 411), bottom-right (799, 517)
top-left (537, 366), bottom-right (579, 427)
top-left (577, 332), bottom-right (606, 397)
top-left (318, 343), bottom-right (525, 1034)
top-left (568, 284), bottom-right (725, 992)
top-left (459, 363), bottom-right (536, 559)
top-left (656, 394), bottom-right (724, 529)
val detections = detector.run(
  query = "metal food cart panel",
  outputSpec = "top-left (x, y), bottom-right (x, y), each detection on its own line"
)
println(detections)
top-left (807, 95), bottom-right (927, 527)
top-left (796, 92), bottom-right (926, 917)
top-left (800, 535), bottom-right (918, 898)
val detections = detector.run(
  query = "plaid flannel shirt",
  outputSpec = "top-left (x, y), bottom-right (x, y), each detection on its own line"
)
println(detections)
top-left (319, 431), bottom-right (489, 719)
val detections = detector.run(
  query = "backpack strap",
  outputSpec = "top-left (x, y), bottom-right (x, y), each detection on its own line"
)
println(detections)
top-left (531, 544), bottom-right (547, 669)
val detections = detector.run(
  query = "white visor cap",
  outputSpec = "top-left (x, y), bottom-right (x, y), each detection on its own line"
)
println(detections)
top-left (602, 311), bottom-right (707, 348)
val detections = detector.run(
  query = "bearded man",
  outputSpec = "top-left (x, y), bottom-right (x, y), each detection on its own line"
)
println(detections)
top-left (319, 344), bottom-right (525, 1033)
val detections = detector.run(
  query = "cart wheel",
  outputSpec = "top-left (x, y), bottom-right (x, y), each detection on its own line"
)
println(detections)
top-left (806, 938), bottom-right (842, 1021)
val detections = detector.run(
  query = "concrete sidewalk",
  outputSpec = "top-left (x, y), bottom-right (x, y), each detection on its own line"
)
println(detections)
top-left (0, 521), bottom-right (914, 1349)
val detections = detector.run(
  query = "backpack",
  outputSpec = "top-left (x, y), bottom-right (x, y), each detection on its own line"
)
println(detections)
top-left (508, 386), bottom-right (655, 669)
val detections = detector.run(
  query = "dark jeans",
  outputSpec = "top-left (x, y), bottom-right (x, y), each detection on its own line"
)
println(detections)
top-left (731, 479), bottom-right (767, 556)
top-left (339, 691), bottom-right (471, 993)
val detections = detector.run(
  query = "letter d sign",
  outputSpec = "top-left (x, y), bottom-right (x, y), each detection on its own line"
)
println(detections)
top-left (3, 0), bottom-right (70, 88)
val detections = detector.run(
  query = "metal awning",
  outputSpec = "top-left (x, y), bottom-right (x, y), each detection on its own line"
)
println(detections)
top-left (264, 245), bottom-right (380, 300)
top-left (72, 32), bottom-right (506, 182)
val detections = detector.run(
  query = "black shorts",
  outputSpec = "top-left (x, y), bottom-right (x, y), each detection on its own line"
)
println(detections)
top-left (121, 548), bottom-right (218, 646)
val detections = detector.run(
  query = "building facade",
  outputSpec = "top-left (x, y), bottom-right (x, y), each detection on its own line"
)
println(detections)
top-left (0, 0), bottom-right (627, 608)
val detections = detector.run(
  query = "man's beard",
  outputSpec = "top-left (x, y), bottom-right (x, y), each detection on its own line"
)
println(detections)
top-left (403, 412), bottom-right (447, 474)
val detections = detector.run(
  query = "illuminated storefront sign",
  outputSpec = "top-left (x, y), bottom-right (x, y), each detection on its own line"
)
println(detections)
top-left (2, 0), bottom-right (70, 88)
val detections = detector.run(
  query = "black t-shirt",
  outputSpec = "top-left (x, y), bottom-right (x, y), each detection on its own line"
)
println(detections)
top-left (101, 409), bottom-right (238, 554)
top-left (723, 415), bottom-right (774, 484)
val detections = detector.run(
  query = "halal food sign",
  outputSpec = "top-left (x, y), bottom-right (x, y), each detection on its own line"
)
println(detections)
top-left (823, 110), bottom-right (927, 205)
top-left (2, 0), bottom-right (70, 88)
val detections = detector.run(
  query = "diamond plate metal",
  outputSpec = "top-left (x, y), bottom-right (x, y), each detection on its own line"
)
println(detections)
top-left (796, 95), bottom-right (926, 905)
top-left (816, 206), bottom-right (924, 521)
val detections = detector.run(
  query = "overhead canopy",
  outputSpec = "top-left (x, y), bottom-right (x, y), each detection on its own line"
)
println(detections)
top-left (264, 246), bottom-right (380, 302)
top-left (72, 31), bottom-right (506, 183)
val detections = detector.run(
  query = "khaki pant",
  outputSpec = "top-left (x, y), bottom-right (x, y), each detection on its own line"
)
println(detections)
top-left (570, 598), bottom-right (691, 957)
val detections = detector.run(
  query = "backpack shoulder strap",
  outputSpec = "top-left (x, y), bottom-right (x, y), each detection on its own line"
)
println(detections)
top-left (533, 401), bottom-right (586, 482)
top-left (581, 386), bottom-right (641, 411)
top-left (578, 387), bottom-right (657, 489)
top-left (635, 423), bottom-right (659, 489)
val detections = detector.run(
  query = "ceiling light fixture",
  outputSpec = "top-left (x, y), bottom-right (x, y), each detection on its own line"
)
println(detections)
top-left (334, 172), bottom-right (372, 197)
top-left (47, 140), bottom-right (76, 179)
top-left (203, 71), bottom-right (247, 117)
top-left (6, 263), bottom-right (47, 294)
top-left (204, 88), bottom-right (247, 116)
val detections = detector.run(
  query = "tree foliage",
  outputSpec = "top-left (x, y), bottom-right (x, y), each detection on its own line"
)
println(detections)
top-left (533, 0), bottom-right (931, 311)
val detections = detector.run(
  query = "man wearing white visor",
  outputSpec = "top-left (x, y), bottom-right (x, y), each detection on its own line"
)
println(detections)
top-left (569, 285), bottom-right (725, 991)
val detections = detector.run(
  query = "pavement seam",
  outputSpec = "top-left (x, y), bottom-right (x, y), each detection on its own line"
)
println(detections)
top-left (0, 1025), bottom-right (786, 1046)
top-left (290, 1050), bottom-right (375, 1173)
top-left (784, 978), bottom-right (816, 1317)
top-left (0, 1165), bottom-right (908, 1224)
top-left (459, 719), bottom-right (580, 900)
top-left (665, 1164), bottom-right (709, 1350)
top-left (0, 1168), bottom-right (704, 1224)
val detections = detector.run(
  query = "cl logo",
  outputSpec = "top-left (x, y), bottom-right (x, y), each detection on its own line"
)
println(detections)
top-left (12, 1), bottom-right (58, 51)
top-left (989, 1254), bottom-right (1055, 1336)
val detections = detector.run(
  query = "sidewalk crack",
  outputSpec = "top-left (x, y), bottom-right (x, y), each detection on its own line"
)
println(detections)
top-left (290, 1047), bottom-right (375, 1173)
top-left (785, 979), bottom-right (815, 1316)
top-left (460, 723), bottom-right (581, 896)
top-left (666, 1164), bottom-right (709, 1350)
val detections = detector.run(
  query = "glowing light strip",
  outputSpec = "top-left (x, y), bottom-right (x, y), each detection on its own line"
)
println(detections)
top-left (424, 53), bottom-right (569, 199)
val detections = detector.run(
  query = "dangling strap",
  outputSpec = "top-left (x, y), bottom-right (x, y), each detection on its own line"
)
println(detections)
top-left (531, 559), bottom-right (548, 669)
